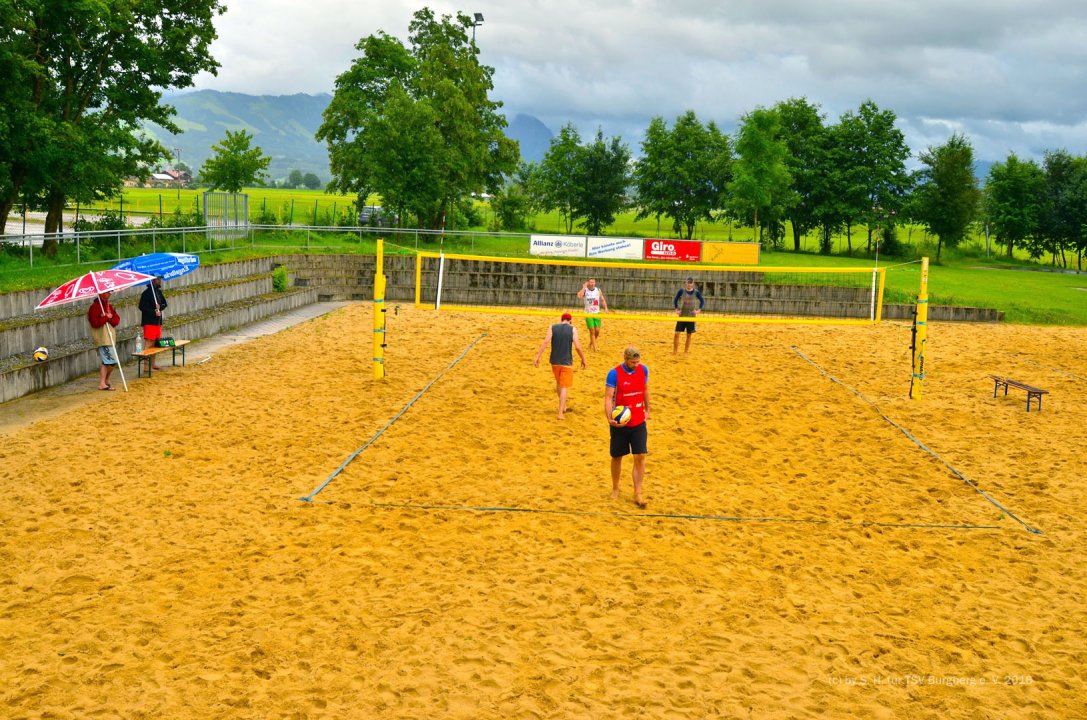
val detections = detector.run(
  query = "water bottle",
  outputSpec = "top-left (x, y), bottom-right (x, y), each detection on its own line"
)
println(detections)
top-left (135, 334), bottom-right (144, 353)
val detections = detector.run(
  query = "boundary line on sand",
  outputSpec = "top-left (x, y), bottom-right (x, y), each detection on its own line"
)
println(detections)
top-left (791, 345), bottom-right (1042, 536)
top-left (299, 333), bottom-right (488, 503)
top-left (358, 502), bottom-right (1000, 531)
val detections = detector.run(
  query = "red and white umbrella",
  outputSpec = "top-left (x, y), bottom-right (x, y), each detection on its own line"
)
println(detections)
top-left (36, 269), bottom-right (158, 392)
top-left (36, 269), bottom-right (158, 310)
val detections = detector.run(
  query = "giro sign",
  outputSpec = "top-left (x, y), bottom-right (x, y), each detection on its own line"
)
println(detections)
top-left (643, 238), bottom-right (702, 262)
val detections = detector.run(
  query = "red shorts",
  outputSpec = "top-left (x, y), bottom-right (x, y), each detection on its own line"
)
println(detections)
top-left (143, 325), bottom-right (163, 341)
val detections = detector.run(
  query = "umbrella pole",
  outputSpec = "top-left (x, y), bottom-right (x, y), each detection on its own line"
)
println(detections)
top-left (107, 324), bottom-right (129, 392)
top-left (98, 296), bottom-right (129, 392)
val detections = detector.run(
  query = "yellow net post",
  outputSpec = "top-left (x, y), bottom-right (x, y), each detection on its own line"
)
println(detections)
top-left (373, 237), bottom-right (386, 380)
top-left (910, 256), bottom-right (929, 399)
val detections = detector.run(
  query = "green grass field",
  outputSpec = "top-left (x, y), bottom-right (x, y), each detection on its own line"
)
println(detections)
top-left (4, 188), bottom-right (1084, 325)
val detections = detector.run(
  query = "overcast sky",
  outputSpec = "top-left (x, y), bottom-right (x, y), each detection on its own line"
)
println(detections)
top-left (191, 0), bottom-right (1087, 163)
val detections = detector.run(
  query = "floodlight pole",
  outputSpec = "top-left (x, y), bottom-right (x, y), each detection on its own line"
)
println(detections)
top-left (471, 12), bottom-right (484, 43)
top-left (173, 147), bottom-right (182, 201)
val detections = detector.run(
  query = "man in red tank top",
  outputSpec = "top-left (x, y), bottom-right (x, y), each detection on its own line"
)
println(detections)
top-left (604, 346), bottom-right (651, 508)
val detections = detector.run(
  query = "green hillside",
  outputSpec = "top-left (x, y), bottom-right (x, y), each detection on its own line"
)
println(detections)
top-left (145, 90), bottom-right (334, 182)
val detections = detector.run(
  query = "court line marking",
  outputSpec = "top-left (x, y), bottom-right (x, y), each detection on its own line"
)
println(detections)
top-left (298, 333), bottom-right (488, 503)
top-left (358, 501), bottom-right (1000, 531)
top-left (791, 345), bottom-right (1042, 536)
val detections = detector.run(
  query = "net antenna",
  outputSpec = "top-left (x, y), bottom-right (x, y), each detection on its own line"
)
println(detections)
top-left (869, 206), bottom-right (895, 321)
top-left (435, 210), bottom-right (447, 311)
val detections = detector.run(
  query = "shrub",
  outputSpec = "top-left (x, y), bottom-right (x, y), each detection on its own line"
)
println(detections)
top-left (272, 265), bottom-right (289, 292)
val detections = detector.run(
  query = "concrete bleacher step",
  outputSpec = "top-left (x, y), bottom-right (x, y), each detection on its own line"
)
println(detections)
top-left (1, 288), bottom-right (316, 403)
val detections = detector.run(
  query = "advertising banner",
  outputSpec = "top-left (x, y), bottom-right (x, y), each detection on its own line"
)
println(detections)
top-left (586, 236), bottom-right (642, 260)
top-left (702, 241), bottom-right (761, 265)
top-left (643, 238), bottom-right (702, 262)
top-left (529, 235), bottom-right (586, 257)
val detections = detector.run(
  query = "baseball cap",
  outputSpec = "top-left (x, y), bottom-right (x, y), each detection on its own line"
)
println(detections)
top-left (561, 312), bottom-right (573, 321)
top-left (685, 276), bottom-right (695, 283)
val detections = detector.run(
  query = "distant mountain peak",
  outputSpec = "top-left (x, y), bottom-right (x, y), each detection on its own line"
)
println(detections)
top-left (149, 90), bottom-right (554, 180)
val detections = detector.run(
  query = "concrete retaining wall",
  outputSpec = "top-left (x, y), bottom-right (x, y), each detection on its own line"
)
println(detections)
top-left (1, 288), bottom-right (315, 403)
top-left (280, 255), bottom-right (1001, 322)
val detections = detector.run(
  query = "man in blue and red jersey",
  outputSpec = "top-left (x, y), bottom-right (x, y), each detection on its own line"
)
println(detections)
top-left (604, 346), bottom-right (651, 508)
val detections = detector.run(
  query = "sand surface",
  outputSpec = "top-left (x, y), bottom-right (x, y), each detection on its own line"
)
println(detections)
top-left (1, 304), bottom-right (1084, 718)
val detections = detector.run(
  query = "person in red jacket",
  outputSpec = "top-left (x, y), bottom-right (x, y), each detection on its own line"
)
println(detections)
top-left (87, 292), bottom-right (121, 390)
top-left (604, 346), bottom-right (651, 508)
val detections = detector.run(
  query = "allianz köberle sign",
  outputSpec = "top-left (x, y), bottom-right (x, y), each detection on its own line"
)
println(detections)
top-left (529, 235), bottom-right (586, 257)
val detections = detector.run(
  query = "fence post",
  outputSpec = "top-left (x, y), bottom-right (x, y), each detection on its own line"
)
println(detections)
top-left (28, 234), bottom-right (33, 268)
top-left (117, 231), bottom-right (121, 261)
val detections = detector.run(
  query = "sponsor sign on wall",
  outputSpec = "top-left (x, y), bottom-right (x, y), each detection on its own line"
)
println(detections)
top-left (643, 238), bottom-right (702, 262)
top-left (586, 236), bottom-right (642, 260)
top-left (529, 234), bottom-right (586, 257)
top-left (702, 241), bottom-right (761, 265)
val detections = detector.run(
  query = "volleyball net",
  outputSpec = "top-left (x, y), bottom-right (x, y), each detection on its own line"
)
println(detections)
top-left (414, 251), bottom-right (887, 324)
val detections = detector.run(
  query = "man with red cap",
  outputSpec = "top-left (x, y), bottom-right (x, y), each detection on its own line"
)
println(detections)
top-left (534, 312), bottom-right (587, 420)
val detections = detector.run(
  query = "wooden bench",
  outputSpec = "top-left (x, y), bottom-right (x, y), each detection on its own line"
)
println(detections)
top-left (133, 340), bottom-right (190, 378)
top-left (989, 375), bottom-right (1048, 412)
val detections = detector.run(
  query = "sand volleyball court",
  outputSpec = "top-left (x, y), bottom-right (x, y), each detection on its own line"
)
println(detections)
top-left (1, 303), bottom-right (1084, 718)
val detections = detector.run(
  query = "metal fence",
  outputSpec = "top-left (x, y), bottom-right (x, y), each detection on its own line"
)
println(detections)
top-left (0, 224), bottom-right (536, 275)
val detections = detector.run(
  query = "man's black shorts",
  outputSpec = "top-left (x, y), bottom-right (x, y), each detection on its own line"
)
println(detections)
top-left (610, 422), bottom-right (648, 457)
top-left (675, 321), bottom-right (696, 333)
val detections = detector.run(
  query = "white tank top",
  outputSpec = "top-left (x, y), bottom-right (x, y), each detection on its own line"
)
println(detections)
top-left (583, 287), bottom-right (602, 314)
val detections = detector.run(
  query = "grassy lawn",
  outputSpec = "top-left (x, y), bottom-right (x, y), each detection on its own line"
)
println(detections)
top-left (3, 188), bottom-right (1084, 325)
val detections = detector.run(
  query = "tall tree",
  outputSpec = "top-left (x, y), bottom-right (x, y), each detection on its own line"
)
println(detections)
top-left (773, 98), bottom-right (828, 251)
top-left (985, 154), bottom-right (1046, 259)
top-left (573, 130), bottom-right (630, 235)
top-left (728, 107), bottom-right (793, 246)
top-left (200, 130), bottom-right (271, 193)
top-left (833, 100), bottom-right (912, 254)
top-left (1063, 157), bottom-right (1087, 270)
top-left (633, 111), bottom-right (731, 239)
top-left (0, 0), bottom-right (224, 253)
top-left (1039, 150), bottom-right (1080, 267)
top-left (537, 124), bottom-right (585, 234)
top-left (913, 133), bottom-right (981, 261)
top-left (317, 8), bottom-right (517, 230)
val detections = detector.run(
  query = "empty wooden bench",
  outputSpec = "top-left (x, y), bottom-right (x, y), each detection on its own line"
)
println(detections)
top-left (134, 340), bottom-right (190, 378)
top-left (989, 375), bottom-right (1048, 412)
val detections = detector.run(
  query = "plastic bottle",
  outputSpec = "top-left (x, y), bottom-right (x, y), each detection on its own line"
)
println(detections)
top-left (135, 334), bottom-right (144, 353)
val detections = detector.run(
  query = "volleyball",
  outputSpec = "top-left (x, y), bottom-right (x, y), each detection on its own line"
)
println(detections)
top-left (33, 346), bottom-right (49, 362)
top-left (611, 405), bottom-right (631, 426)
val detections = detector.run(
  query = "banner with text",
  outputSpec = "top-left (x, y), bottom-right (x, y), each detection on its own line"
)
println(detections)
top-left (586, 236), bottom-right (643, 260)
top-left (529, 234), bottom-right (586, 257)
top-left (643, 239), bottom-right (702, 262)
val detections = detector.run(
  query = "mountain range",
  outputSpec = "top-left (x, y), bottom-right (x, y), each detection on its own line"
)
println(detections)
top-left (146, 90), bottom-right (554, 183)
top-left (143, 91), bottom-right (995, 185)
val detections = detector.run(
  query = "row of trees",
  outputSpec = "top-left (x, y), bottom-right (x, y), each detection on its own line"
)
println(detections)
top-left (491, 100), bottom-right (1086, 268)
top-left (280, 170), bottom-right (323, 190)
top-left (4, 4), bottom-right (1083, 269)
top-left (316, 8), bottom-right (1085, 268)
top-left (496, 99), bottom-right (912, 254)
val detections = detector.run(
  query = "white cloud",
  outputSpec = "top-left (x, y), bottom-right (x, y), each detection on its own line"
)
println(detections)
top-left (193, 0), bottom-right (1087, 160)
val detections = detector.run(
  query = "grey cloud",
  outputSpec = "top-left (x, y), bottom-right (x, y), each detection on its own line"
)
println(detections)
top-left (195, 0), bottom-right (1087, 161)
